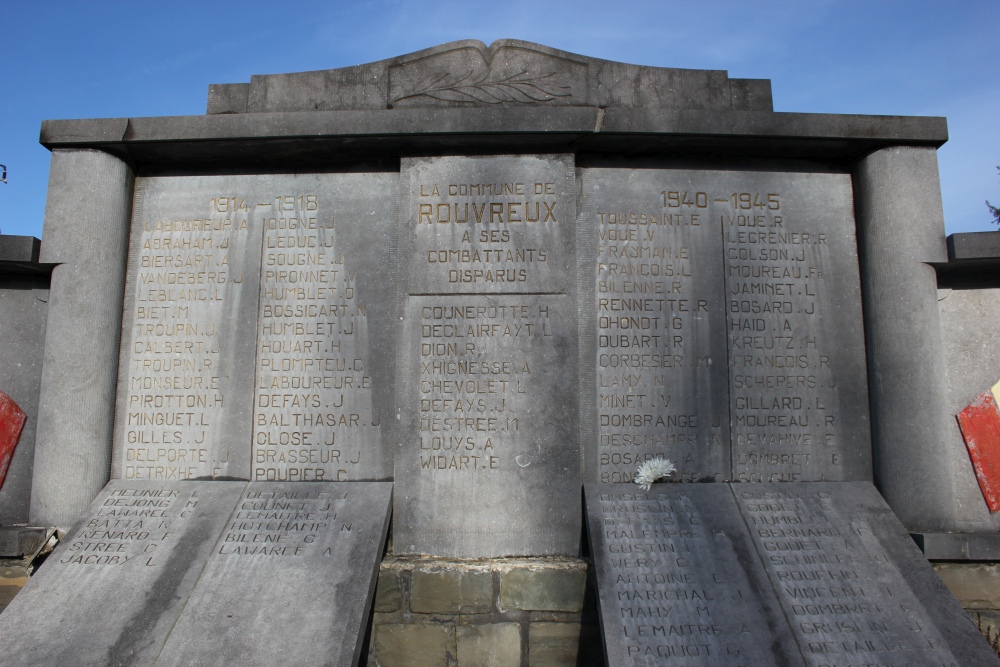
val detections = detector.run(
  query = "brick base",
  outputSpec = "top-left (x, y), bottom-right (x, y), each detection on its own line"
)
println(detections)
top-left (369, 556), bottom-right (603, 667)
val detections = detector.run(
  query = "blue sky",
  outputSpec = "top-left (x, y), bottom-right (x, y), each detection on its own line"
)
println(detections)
top-left (1, 1), bottom-right (997, 237)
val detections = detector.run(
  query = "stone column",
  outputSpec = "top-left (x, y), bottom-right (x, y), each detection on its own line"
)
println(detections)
top-left (854, 146), bottom-right (955, 531)
top-left (29, 149), bottom-right (133, 531)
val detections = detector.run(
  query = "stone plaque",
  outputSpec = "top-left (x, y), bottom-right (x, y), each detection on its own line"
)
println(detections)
top-left (395, 295), bottom-right (579, 557)
top-left (155, 481), bottom-right (392, 667)
top-left (0, 480), bottom-right (245, 667)
top-left (400, 154), bottom-right (575, 294)
top-left (113, 174), bottom-right (396, 482)
top-left (735, 482), bottom-right (998, 666)
top-left (0, 480), bottom-right (392, 667)
top-left (589, 482), bottom-right (999, 666)
top-left (586, 483), bottom-right (803, 666)
top-left (250, 177), bottom-right (397, 483)
top-left (722, 173), bottom-right (870, 482)
top-left (581, 169), bottom-right (729, 485)
top-left (581, 168), bottom-right (869, 484)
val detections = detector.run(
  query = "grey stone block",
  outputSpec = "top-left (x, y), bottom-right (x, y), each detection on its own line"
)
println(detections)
top-left (394, 294), bottom-right (580, 558)
top-left (854, 147), bottom-right (954, 532)
top-left (500, 568), bottom-right (586, 612)
top-left (913, 531), bottom-right (1000, 560)
top-left (374, 568), bottom-right (402, 613)
top-left (206, 83), bottom-right (249, 114)
top-left (737, 482), bottom-right (999, 666)
top-left (580, 168), bottom-right (870, 485)
top-left (410, 567), bottom-right (493, 614)
top-left (456, 623), bottom-right (521, 667)
top-left (2, 480), bottom-right (246, 666)
top-left (947, 231), bottom-right (1000, 261)
top-left (373, 623), bottom-right (451, 667)
top-left (29, 149), bottom-right (133, 531)
top-left (399, 154), bottom-right (576, 294)
top-left (0, 236), bottom-right (40, 264)
top-left (528, 623), bottom-right (582, 667)
top-left (578, 167), bottom-right (729, 484)
top-left (153, 481), bottom-right (392, 667)
top-left (0, 526), bottom-right (52, 558)
top-left (39, 110), bottom-right (948, 172)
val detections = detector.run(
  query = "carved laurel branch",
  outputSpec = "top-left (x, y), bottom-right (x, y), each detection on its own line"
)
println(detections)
top-left (391, 67), bottom-right (572, 105)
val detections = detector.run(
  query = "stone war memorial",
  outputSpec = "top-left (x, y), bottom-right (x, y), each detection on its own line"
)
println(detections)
top-left (1, 39), bottom-right (1000, 665)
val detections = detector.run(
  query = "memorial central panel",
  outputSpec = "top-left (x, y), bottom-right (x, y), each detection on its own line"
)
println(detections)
top-left (394, 152), bottom-right (580, 557)
top-left (113, 174), bottom-right (396, 482)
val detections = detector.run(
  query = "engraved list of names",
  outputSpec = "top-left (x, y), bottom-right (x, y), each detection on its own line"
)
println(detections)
top-left (113, 174), bottom-right (395, 482)
top-left (395, 155), bottom-right (581, 557)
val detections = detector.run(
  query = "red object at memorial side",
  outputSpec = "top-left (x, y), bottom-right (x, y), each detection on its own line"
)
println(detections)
top-left (957, 386), bottom-right (1000, 513)
top-left (0, 391), bottom-right (27, 491)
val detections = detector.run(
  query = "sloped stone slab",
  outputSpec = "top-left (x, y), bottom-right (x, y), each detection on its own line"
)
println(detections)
top-left (0, 480), bottom-right (391, 667)
top-left (586, 482), bottom-right (1000, 666)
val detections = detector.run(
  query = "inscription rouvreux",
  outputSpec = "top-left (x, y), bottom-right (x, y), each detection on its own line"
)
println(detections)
top-left (395, 154), bottom-right (580, 557)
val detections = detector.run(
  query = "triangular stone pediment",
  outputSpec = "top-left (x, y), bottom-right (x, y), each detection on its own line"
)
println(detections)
top-left (207, 39), bottom-right (772, 114)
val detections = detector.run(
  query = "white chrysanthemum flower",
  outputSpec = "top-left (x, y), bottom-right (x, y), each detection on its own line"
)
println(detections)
top-left (634, 457), bottom-right (677, 491)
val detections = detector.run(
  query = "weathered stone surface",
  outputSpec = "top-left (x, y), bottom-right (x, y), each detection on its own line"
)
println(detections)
top-left (736, 482), bottom-right (999, 667)
top-left (373, 623), bottom-right (451, 667)
top-left (0, 480), bottom-right (392, 667)
top-left (410, 567), bottom-right (493, 614)
top-left (456, 623), bottom-right (521, 667)
top-left (528, 622), bottom-right (582, 667)
top-left (588, 481), bottom-right (1000, 666)
top-left (154, 481), bottom-right (392, 667)
top-left (395, 293), bottom-right (579, 557)
top-left (112, 173), bottom-right (396, 483)
top-left (0, 236), bottom-right (40, 264)
top-left (934, 563), bottom-right (1000, 610)
top-left (0, 480), bottom-right (245, 667)
top-left (374, 568), bottom-right (402, 613)
top-left (587, 483), bottom-right (802, 666)
top-left (914, 531), bottom-right (1000, 560)
top-left (500, 568), bottom-right (586, 612)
